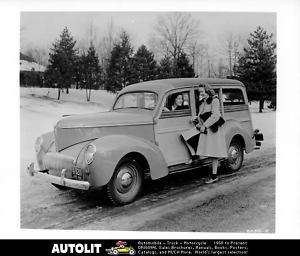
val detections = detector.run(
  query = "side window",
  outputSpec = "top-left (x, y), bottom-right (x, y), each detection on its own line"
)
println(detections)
top-left (161, 91), bottom-right (191, 118)
top-left (144, 93), bottom-right (157, 109)
top-left (222, 88), bottom-right (245, 106)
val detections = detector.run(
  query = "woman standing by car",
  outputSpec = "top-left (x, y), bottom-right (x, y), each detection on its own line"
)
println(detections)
top-left (194, 84), bottom-right (227, 183)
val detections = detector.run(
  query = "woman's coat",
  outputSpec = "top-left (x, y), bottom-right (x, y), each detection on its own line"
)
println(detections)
top-left (196, 96), bottom-right (227, 158)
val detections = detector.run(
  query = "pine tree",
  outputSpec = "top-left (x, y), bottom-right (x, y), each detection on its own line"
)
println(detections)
top-left (131, 45), bottom-right (158, 83)
top-left (81, 43), bottom-right (102, 101)
top-left (175, 52), bottom-right (195, 78)
top-left (158, 56), bottom-right (173, 79)
top-left (158, 52), bottom-right (194, 79)
top-left (45, 27), bottom-right (77, 99)
top-left (73, 54), bottom-right (84, 90)
top-left (105, 30), bottom-right (133, 92)
top-left (235, 26), bottom-right (276, 112)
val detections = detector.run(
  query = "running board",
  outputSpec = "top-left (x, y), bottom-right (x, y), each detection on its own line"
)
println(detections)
top-left (168, 158), bottom-right (216, 175)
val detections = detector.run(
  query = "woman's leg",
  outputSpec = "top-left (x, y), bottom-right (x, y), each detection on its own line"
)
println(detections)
top-left (212, 158), bottom-right (218, 175)
top-left (205, 157), bottom-right (219, 183)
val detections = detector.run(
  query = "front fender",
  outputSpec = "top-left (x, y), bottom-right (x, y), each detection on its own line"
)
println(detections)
top-left (39, 131), bottom-right (55, 153)
top-left (224, 120), bottom-right (255, 153)
top-left (37, 132), bottom-right (92, 169)
top-left (88, 134), bottom-right (168, 188)
top-left (35, 131), bottom-right (55, 169)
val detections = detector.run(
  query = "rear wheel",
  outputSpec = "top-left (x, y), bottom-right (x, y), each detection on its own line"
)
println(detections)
top-left (223, 140), bottom-right (244, 172)
top-left (106, 158), bottom-right (143, 205)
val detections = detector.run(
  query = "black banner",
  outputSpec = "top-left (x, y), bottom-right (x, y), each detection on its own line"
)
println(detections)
top-left (0, 239), bottom-right (297, 255)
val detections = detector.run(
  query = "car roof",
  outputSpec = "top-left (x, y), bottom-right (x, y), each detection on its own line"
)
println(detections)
top-left (119, 78), bottom-right (244, 95)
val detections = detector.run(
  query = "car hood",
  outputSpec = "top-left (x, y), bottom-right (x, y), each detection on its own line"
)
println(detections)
top-left (56, 110), bottom-right (153, 128)
top-left (54, 111), bottom-right (155, 151)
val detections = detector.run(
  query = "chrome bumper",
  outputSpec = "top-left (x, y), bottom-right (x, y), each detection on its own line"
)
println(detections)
top-left (27, 162), bottom-right (90, 190)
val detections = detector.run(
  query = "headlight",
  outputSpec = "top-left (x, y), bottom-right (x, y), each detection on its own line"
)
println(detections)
top-left (34, 136), bottom-right (43, 153)
top-left (85, 144), bottom-right (96, 165)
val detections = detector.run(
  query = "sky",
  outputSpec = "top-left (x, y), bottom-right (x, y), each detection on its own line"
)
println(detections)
top-left (21, 12), bottom-right (276, 53)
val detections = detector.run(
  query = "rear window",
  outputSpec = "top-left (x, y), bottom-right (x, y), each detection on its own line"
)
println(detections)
top-left (222, 88), bottom-right (245, 105)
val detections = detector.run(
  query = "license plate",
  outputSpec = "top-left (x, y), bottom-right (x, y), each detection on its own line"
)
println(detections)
top-left (72, 168), bottom-right (83, 180)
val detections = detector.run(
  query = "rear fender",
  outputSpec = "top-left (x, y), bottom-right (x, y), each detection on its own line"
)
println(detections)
top-left (224, 120), bottom-right (255, 153)
top-left (89, 134), bottom-right (168, 188)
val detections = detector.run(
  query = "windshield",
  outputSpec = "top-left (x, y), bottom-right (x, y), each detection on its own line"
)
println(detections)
top-left (113, 92), bottom-right (158, 110)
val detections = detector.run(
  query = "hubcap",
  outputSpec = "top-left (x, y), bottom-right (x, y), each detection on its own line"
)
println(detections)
top-left (121, 172), bottom-right (133, 187)
top-left (115, 165), bottom-right (136, 194)
top-left (228, 146), bottom-right (240, 165)
top-left (231, 148), bottom-right (238, 159)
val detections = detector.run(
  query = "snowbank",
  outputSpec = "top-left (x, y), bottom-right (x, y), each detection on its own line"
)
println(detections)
top-left (20, 87), bottom-right (116, 113)
top-left (20, 60), bottom-right (46, 72)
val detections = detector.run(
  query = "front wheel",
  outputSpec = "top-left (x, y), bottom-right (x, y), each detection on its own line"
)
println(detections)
top-left (106, 158), bottom-right (143, 205)
top-left (223, 140), bottom-right (244, 172)
top-left (129, 248), bottom-right (136, 255)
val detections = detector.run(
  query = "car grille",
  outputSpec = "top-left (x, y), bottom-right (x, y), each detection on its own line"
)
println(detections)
top-left (43, 152), bottom-right (74, 172)
top-left (43, 152), bottom-right (86, 180)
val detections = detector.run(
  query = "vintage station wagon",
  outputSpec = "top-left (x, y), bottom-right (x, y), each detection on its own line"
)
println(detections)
top-left (27, 78), bottom-right (263, 205)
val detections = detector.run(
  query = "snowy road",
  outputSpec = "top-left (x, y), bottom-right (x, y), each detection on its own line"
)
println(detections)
top-left (20, 92), bottom-right (275, 232)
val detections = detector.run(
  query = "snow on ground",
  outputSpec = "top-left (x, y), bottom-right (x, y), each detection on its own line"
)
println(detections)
top-left (248, 100), bottom-right (274, 113)
top-left (20, 87), bottom-right (116, 113)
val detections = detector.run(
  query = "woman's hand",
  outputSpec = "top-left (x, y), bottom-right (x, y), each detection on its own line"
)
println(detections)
top-left (199, 125), bottom-right (206, 133)
top-left (191, 116), bottom-right (199, 124)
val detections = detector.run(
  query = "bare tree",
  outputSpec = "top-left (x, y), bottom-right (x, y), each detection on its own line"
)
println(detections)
top-left (206, 58), bottom-right (218, 78)
top-left (217, 58), bottom-right (227, 78)
top-left (21, 24), bottom-right (49, 65)
top-left (24, 46), bottom-right (49, 66)
top-left (88, 21), bottom-right (97, 46)
top-left (97, 19), bottom-right (117, 74)
top-left (186, 40), bottom-right (208, 76)
top-left (219, 32), bottom-right (242, 77)
top-left (187, 40), bottom-right (199, 71)
top-left (147, 33), bottom-right (165, 61)
top-left (77, 20), bottom-right (99, 54)
top-left (154, 12), bottom-right (200, 61)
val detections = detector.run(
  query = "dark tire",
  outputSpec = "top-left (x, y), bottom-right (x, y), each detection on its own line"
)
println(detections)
top-left (51, 183), bottom-right (71, 190)
top-left (129, 248), bottom-right (136, 255)
top-left (106, 158), bottom-right (143, 205)
top-left (223, 140), bottom-right (244, 172)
